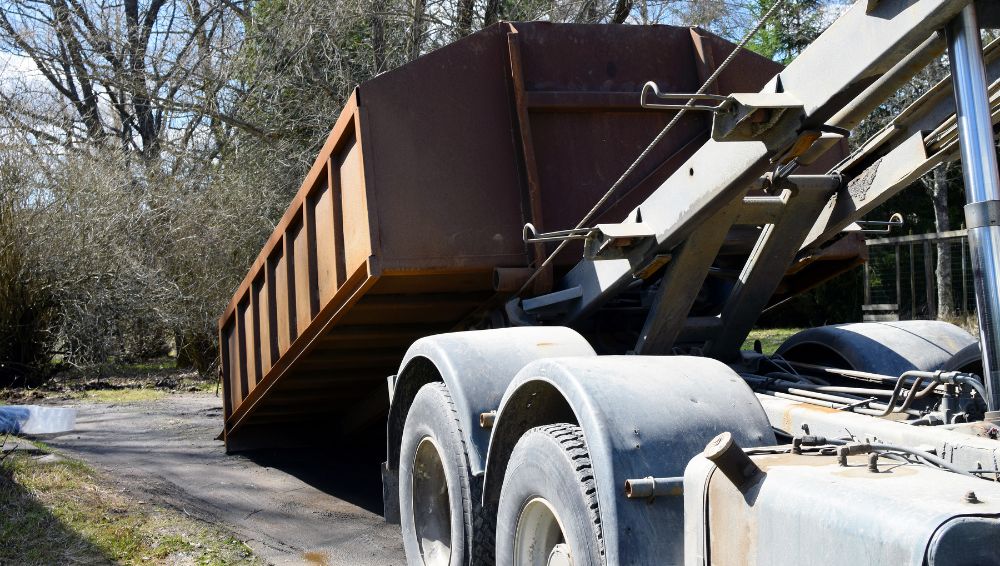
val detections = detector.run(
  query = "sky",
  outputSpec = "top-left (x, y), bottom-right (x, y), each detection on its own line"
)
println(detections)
top-left (0, 51), bottom-right (41, 89)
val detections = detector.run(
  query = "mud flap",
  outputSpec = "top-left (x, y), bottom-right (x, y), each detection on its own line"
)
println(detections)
top-left (381, 461), bottom-right (400, 524)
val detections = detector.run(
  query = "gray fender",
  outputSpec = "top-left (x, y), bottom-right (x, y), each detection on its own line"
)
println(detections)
top-left (386, 327), bottom-right (596, 476)
top-left (775, 321), bottom-right (976, 375)
top-left (482, 356), bottom-right (775, 566)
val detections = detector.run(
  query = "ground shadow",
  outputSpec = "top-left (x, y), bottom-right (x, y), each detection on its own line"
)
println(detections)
top-left (239, 420), bottom-right (388, 515)
top-left (0, 459), bottom-right (113, 565)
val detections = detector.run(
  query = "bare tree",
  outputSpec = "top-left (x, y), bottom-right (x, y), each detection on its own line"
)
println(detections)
top-left (924, 163), bottom-right (956, 318)
top-left (0, 0), bottom-right (247, 160)
top-left (0, 0), bottom-right (858, 379)
top-left (612, 0), bottom-right (634, 23)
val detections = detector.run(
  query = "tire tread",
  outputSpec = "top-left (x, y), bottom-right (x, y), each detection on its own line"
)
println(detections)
top-left (401, 382), bottom-right (487, 566)
top-left (422, 383), bottom-right (496, 566)
top-left (428, 383), bottom-right (481, 566)
top-left (535, 423), bottom-right (606, 561)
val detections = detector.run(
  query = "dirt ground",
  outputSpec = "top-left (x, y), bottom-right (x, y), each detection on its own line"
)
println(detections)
top-left (33, 391), bottom-right (406, 565)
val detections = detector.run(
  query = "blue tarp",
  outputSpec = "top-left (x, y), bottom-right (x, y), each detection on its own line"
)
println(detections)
top-left (0, 406), bottom-right (31, 434)
top-left (0, 405), bottom-right (75, 434)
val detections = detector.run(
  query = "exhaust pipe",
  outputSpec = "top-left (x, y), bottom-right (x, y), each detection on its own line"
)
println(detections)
top-left (947, 4), bottom-right (1000, 416)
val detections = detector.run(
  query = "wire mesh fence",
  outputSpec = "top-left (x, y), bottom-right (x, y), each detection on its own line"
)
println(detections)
top-left (863, 230), bottom-right (976, 322)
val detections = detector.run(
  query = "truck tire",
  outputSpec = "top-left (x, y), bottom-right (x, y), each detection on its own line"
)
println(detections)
top-left (495, 424), bottom-right (605, 566)
top-left (400, 383), bottom-right (478, 566)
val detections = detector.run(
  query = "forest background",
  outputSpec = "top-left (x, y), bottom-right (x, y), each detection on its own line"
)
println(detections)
top-left (0, 0), bottom-right (974, 383)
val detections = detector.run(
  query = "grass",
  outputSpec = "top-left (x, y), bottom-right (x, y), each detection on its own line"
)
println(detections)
top-left (65, 388), bottom-right (169, 403)
top-left (0, 437), bottom-right (258, 565)
top-left (61, 377), bottom-right (217, 403)
top-left (1, 357), bottom-right (220, 404)
top-left (115, 357), bottom-right (178, 372)
top-left (742, 328), bottom-right (803, 356)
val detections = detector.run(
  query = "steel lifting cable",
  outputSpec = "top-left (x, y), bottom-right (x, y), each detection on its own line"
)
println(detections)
top-left (515, 0), bottom-right (791, 298)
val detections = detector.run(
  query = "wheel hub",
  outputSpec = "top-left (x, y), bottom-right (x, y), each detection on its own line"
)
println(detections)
top-left (514, 497), bottom-right (573, 566)
top-left (412, 437), bottom-right (452, 566)
top-left (548, 543), bottom-right (573, 566)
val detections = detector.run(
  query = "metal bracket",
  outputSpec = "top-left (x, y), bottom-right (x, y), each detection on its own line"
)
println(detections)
top-left (856, 212), bottom-right (904, 233)
top-left (712, 92), bottom-right (805, 142)
top-left (525, 220), bottom-right (656, 257)
top-left (640, 81), bottom-right (729, 111)
top-left (965, 200), bottom-right (1000, 229)
top-left (587, 222), bottom-right (657, 257)
top-left (521, 286), bottom-right (584, 313)
top-left (523, 223), bottom-right (593, 243)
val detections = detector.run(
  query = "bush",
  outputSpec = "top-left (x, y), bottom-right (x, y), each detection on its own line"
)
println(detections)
top-left (0, 160), bottom-right (55, 386)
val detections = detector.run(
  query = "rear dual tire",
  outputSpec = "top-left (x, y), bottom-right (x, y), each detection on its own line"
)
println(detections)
top-left (400, 383), bottom-right (493, 566)
top-left (400, 388), bottom-right (605, 566)
top-left (496, 424), bottom-right (605, 566)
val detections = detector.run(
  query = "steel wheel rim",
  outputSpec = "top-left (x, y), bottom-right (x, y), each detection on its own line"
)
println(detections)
top-left (412, 437), bottom-right (452, 566)
top-left (514, 497), bottom-right (573, 566)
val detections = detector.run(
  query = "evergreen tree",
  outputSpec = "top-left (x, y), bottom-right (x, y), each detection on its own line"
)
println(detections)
top-left (747, 0), bottom-right (828, 64)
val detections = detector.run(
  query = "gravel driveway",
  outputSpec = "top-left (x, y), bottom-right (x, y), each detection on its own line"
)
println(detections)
top-left (40, 392), bottom-right (406, 566)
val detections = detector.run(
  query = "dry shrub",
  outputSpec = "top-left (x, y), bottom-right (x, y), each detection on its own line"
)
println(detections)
top-left (0, 155), bottom-right (55, 386)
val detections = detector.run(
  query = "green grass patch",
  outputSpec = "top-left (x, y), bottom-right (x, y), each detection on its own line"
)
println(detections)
top-left (114, 357), bottom-right (177, 372)
top-left (2, 355), bottom-right (220, 405)
top-left (0, 438), bottom-right (257, 565)
top-left (68, 388), bottom-right (168, 403)
top-left (742, 328), bottom-right (802, 356)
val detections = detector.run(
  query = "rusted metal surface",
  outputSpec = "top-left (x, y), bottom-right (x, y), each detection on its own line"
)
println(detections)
top-left (217, 23), bottom-right (859, 449)
top-left (514, 23), bottom-right (783, 260)
top-left (507, 26), bottom-right (551, 293)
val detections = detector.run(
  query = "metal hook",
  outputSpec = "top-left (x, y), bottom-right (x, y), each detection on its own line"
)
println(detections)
top-left (523, 223), bottom-right (594, 243)
top-left (640, 81), bottom-right (729, 112)
top-left (857, 212), bottom-right (904, 234)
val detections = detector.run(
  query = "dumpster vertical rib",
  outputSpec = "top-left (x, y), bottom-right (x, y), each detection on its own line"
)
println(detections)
top-left (264, 250), bottom-right (280, 370)
top-left (314, 164), bottom-right (338, 305)
top-left (235, 297), bottom-right (249, 405)
top-left (282, 234), bottom-right (299, 345)
top-left (328, 157), bottom-right (347, 288)
top-left (254, 274), bottom-right (270, 374)
top-left (273, 239), bottom-right (293, 355)
top-left (245, 285), bottom-right (261, 390)
top-left (219, 320), bottom-right (233, 421)
top-left (291, 215), bottom-right (312, 335)
top-left (303, 186), bottom-right (320, 320)
top-left (506, 25), bottom-right (550, 292)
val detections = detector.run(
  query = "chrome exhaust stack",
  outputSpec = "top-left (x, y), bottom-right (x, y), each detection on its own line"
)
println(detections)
top-left (947, 3), bottom-right (1000, 416)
